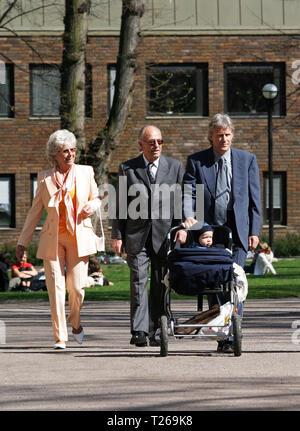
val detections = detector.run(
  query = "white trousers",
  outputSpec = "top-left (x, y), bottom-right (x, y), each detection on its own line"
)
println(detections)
top-left (43, 231), bottom-right (89, 343)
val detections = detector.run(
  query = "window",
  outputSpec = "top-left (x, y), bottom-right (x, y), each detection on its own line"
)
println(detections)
top-left (224, 62), bottom-right (285, 116)
top-left (0, 63), bottom-right (14, 118)
top-left (30, 64), bottom-right (93, 118)
top-left (107, 65), bottom-right (116, 112)
top-left (263, 172), bottom-right (287, 225)
top-left (30, 64), bottom-right (60, 117)
top-left (147, 63), bottom-right (208, 116)
top-left (0, 175), bottom-right (15, 228)
top-left (31, 174), bottom-right (46, 227)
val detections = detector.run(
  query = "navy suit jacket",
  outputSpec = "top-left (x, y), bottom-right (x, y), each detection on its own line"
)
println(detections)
top-left (183, 146), bottom-right (262, 252)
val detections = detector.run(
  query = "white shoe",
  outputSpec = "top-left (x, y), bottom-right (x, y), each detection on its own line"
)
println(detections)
top-left (54, 342), bottom-right (66, 350)
top-left (73, 328), bottom-right (84, 344)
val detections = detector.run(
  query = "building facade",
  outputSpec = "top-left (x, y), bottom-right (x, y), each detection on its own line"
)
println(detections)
top-left (0, 0), bottom-right (299, 250)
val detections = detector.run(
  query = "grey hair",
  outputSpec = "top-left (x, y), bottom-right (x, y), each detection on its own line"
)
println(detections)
top-left (208, 114), bottom-right (234, 144)
top-left (46, 129), bottom-right (77, 166)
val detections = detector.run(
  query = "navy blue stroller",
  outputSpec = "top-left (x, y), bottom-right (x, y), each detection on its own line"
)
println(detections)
top-left (159, 225), bottom-right (242, 357)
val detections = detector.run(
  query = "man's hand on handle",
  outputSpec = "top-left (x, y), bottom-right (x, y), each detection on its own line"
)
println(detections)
top-left (181, 217), bottom-right (198, 229)
top-left (174, 229), bottom-right (188, 244)
top-left (174, 218), bottom-right (198, 243)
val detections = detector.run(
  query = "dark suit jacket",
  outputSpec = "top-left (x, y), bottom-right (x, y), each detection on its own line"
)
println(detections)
top-left (112, 154), bottom-right (184, 255)
top-left (0, 261), bottom-right (9, 292)
top-left (183, 147), bottom-right (261, 252)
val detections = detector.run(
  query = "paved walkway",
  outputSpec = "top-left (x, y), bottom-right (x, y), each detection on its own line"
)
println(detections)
top-left (0, 298), bottom-right (300, 412)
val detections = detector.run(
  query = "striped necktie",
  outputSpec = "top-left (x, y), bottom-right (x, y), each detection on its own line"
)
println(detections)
top-left (215, 157), bottom-right (229, 225)
top-left (147, 162), bottom-right (156, 183)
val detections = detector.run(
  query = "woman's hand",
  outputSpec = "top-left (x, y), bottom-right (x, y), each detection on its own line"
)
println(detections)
top-left (16, 245), bottom-right (25, 261)
top-left (79, 204), bottom-right (93, 219)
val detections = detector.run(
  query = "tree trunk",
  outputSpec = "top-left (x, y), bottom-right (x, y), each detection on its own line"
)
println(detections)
top-left (60, 0), bottom-right (90, 160)
top-left (85, 0), bottom-right (145, 185)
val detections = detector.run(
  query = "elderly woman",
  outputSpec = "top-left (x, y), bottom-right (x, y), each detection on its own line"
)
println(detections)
top-left (16, 130), bottom-right (103, 349)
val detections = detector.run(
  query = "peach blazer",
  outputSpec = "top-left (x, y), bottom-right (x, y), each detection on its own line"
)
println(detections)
top-left (18, 164), bottom-right (104, 261)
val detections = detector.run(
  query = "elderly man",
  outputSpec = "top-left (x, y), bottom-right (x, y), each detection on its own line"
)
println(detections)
top-left (112, 125), bottom-right (184, 347)
top-left (182, 113), bottom-right (262, 352)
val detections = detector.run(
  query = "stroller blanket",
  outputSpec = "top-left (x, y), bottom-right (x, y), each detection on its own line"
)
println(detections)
top-left (167, 247), bottom-right (233, 295)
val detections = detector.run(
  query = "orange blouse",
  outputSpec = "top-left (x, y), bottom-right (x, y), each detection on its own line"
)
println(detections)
top-left (58, 185), bottom-right (76, 234)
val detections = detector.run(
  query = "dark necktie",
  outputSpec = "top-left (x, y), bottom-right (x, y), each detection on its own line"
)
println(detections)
top-left (215, 157), bottom-right (229, 225)
top-left (147, 162), bottom-right (156, 184)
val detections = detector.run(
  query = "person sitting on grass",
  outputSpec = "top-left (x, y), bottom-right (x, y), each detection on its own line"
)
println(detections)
top-left (10, 251), bottom-right (38, 291)
top-left (244, 242), bottom-right (276, 275)
top-left (86, 256), bottom-right (114, 287)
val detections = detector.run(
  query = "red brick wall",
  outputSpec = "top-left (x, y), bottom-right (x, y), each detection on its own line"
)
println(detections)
top-left (0, 33), bottom-right (299, 251)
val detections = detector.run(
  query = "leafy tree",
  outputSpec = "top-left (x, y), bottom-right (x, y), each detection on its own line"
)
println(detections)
top-left (60, 0), bottom-right (145, 185)
top-left (60, 0), bottom-right (91, 158)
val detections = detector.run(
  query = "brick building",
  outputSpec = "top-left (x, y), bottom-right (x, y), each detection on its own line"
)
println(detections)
top-left (0, 0), bottom-right (299, 251)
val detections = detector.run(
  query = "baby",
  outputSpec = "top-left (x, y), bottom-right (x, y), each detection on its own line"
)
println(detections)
top-left (175, 223), bottom-right (214, 248)
top-left (191, 224), bottom-right (213, 248)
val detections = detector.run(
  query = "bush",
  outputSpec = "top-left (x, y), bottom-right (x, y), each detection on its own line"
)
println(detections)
top-left (0, 242), bottom-right (17, 261)
top-left (25, 242), bottom-right (43, 266)
top-left (0, 241), bottom-right (43, 266)
top-left (259, 233), bottom-right (300, 257)
top-left (97, 250), bottom-right (115, 257)
top-left (273, 233), bottom-right (300, 257)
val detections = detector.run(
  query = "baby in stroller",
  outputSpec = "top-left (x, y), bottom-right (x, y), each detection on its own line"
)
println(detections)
top-left (189, 223), bottom-right (214, 248)
top-left (167, 222), bottom-right (248, 353)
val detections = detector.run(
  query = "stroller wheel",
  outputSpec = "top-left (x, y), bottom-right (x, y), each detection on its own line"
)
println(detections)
top-left (232, 313), bottom-right (242, 356)
top-left (160, 315), bottom-right (168, 357)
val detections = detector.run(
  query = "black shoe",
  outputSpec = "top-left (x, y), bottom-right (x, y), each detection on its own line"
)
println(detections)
top-left (149, 328), bottom-right (161, 347)
top-left (21, 287), bottom-right (31, 292)
top-left (217, 341), bottom-right (224, 353)
top-left (149, 336), bottom-right (160, 347)
top-left (222, 340), bottom-right (234, 353)
top-left (217, 340), bottom-right (234, 353)
top-left (130, 331), bottom-right (147, 347)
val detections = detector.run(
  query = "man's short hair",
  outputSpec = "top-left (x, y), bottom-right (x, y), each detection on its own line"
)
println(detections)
top-left (208, 113), bottom-right (234, 143)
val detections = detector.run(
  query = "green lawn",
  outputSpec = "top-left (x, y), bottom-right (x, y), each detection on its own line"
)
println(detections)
top-left (1, 259), bottom-right (300, 302)
top-left (247, 259), bottom-right (300, 299)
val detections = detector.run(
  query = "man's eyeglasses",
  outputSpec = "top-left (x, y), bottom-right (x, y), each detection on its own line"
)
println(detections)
top-left (141, 139), bottom-right (164, 146)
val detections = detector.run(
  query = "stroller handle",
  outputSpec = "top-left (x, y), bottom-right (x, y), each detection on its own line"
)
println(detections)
top-left (167, 223), bottom-right (233, 251)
